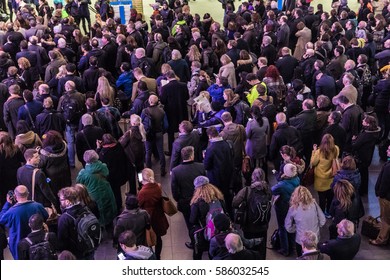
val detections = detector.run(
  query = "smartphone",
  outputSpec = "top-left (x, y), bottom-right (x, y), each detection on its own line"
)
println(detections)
top-left (137, 172), bottom-right (143, 182)
top-left (117, 252), bottom-right (125, 260)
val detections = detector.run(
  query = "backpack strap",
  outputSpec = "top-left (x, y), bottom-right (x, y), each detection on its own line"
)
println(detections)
top-left (31, 168), bottom-right (39, 201)
top-left (25, 237), bottom-right (33, 245)
top-left (24, 104), bottom-right (36, 129)
top-left (81, 130), bottom-right (92, 150)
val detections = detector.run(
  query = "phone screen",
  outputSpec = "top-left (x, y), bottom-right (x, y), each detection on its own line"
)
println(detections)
top-left (137, 173), bottom-right (143, 182)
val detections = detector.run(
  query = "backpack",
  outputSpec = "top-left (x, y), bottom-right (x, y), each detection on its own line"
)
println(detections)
top-left (247, 188), bottom-right (271, 225)
top-left (161, 46), bottom-right (172, 64)
top-left (61, 95), bottom-right (82, 124)
top-left (203, 200), bottom-right (224, 241)
top-left (65, 208), bottom-right (101, 255)
top-left (142, 108), bottom-right (155, 140)
top-left (209, 51), bottom-right (219, 68)
top-left (359, 65), bottom-right (372, 87)
top-left (260, 97), bottom-right (277, 124)
top-left (26, 233), bottom-right (57, 260)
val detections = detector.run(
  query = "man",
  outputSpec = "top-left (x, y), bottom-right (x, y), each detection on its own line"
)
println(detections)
top-left (289, 99), bottom-right (317, 164)
top-left (17, 213), bottom-right (58, 260)
top-left (370, 145), bottom-right (390, 246)
top-left (332, 73), bottom-right (358, 107)
top-left (17, 89), bottom-right (43, 130)
top-left (35, 97), bottom-right (66, 138)
top-left (297, 231), bottom-right (330, 260)
top-left (168, 49), bottom-right (190, 83)
top-left (127, 22), bottom-right (144, 49)
top-left (57, 38), bottom-right (76, 64)
top-left (57, 63), bottom-right (85, 97)
top-left (28, 36), bottom-right (49, 78)
top-left (269, 112), bottom-right (303, 171)
top-left (44, 50), bottom-right (67, 84)
top-left (220, 112), bottom-right (246, 190)
top-left (0, 185), bottom-right (48, 260)
top-left (326, 45), bottom-right (348, 81)
top-left (141, 94), bottom-right (166, 176)
top-left (245, 73), bottom-right (265, 106)
top-left (57, 186), bottom-right (95, 259)
top-left (170, 121), bottom-right (201, 170)
top-left (57, 81), bottom-right (86, 167)
top-left (275, 47), bottom-right (299, 84)
top-left (318, 219), bottom-right (361, 260)
top-left (260, 36), bottom-right (277, 65)
top-left (75, 114), bottom-right (104, 167)
top-left (160, 70), bottom-right (190, 156)
top-left (101, 34), bottom-right (118, 75)
top-left (35, 83), bottom-right (59, 109)
top-left (225, 233), bottom-right (261, 260)
top-left (133, 48), bottom-right (155, 78)
top-left (88, 38), bottom-right (107, 69)
top-left (97, 97), bottom-right (123, 140)
top-left (131, 67), bottom-right (157, 102)
top-left (256, 57), bottom-right (268, 81)
top-left (276, 16), bottom-right (290, 50)
top-left (338, 95), bottom-right (363, 153)
top-left (82, 56), bottom-right (101, 93)
top-left (3, 84), bottom-right (24, 140)
top-left (118, 230), bottom-right (156, 260)
top-left (314, 66), bottom-right (337, 100)
top-left (17, 148), bottom-right (59, 210)
top-left (204, 126), bottom-right (234, 216)
top-left (171, 146), bottom-right (206, 248)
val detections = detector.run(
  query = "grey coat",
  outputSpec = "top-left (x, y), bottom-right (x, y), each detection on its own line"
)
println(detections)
top-left (245, 117), bottom-right (269, 160)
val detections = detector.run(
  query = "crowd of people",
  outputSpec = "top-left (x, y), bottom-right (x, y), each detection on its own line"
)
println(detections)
top-left (0, 0), bottom-right (389, 260)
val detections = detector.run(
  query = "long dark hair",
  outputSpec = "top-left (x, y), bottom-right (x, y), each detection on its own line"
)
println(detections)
top-left (250, 105), bottom-right (264, 127)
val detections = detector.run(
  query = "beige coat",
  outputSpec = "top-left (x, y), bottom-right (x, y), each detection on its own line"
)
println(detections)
top-left (293, 27), bottom-right (312, 60)
top-left (218, 62), bottom-right (237, 89)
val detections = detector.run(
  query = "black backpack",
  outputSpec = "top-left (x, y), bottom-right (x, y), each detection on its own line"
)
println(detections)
top-left (161, 46), bottom-right (172, 64)
top-left (209, 51), bottom-right (219, 68)
top-left (26, 233), bottom-right (57, 260)
top-left (247, 188), bottom-right (271, 226)
top-left (142, 108), bottom-right (155, 140)
top-left (61, 95), bottom-right (82, 124)
top-left (65, 208), bottom-right (101, 255)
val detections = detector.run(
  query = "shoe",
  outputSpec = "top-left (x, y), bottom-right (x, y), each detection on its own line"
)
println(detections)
top-left (277, 249), bottom-right (290, 257)
top-left (164, 151), bottom-right (171, 156)
top-left (161, 170), bottom-right (167, 177)
top-left (369, 239), bottom-right (386, 246)
top-left (185, 242), bottom-right (194, 249)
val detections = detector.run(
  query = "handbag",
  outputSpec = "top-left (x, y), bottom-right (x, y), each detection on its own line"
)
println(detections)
top-left (242, 155), bottom-right (251, 174)
top-left (331, 158), bottom-right (341, 176)
top-left (145, 227), bottom-right (157, 247)
top-left (31, 169), bottom-right (58, 224)
top-left (361, 216), bottom-right (381, 240)
top-left (302, 166), bottom-right (315, 187)
top-left (234, 187), bottom-right (248, 226)
top-left (270, 229), bottom-right (280, 250)
top-left (160, 187), bottom-right (178, 216)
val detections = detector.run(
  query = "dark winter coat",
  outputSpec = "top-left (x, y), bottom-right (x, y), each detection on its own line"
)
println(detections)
top-left (75, 125), bottom-right (104, 167)
top-left (119, 126), bottom-right (145, 172)
top-left (98, 143), bottom-right (128, 189)
top-left (3, 95), bottom-right (25, 140)
top-left (35, 108), bottom-right (66, 137)
top-left (170, 131), bottom-right (201, 170)
top-left (331, 169), bottom-right (361, 191)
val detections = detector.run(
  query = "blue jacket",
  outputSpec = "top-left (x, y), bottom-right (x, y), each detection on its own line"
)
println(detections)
top-left (207, 84), bottom-right (231, 105)
top-left (331, 169), bottom-right (361, 191)
top-left (116, 71), bottom-right (134, 98)
top-left (17, 100), bottom-right (43, 128)
top-left (0, 201), bottom-right (48, 260)
top-left (271, 176), bottom-right (300, 208)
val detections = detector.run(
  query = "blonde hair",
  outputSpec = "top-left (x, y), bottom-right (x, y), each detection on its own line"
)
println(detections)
top-left (333, 180), bottom-right (354, 211)
top-left (130, 114), bottom-right (146, 141)
top-left (290, 186), bottom-right (315, 210)
top-left (142, 168), bottom-right (155, 184)
top-left (187, 45), bottom-right (202, 62)
top-left (56, 65), bottom-right (67, 79)
top-left (96, 76), bottom-right (114, 106)
top-left (17, 57), bottom-right (31, 69)
top-left (190, 183), bottom-right (224, 205)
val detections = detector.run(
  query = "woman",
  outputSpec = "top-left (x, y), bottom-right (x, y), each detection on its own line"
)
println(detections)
top-left (14, 120), bottom-right (42, 154)
top-left (95, 76), bottom-right (115, 108)
top-left (331, 156), bottom-right (361, 192)
top-left (185, 44), bottom-right (202, 67)
top-left (17, 57), bottom-right (36, 90)
top-left (235, 50), bottom-right (253, 82)
top-left (314, 95), bottom-right (332, 145)
top-left (74, 183), bottom-right (100, 219)
top-left (39, 130), bottom-right (71, 196)
top-left (97, 133), bottom-right (128, 213)
top-left (223, 88), bottom-right (249, 125)
top-left (372, 14), bottom-right (385, 52)
top-left (329, 179), bottom-right (364, 239)
top-left (294, 22), bottom-right (312, 60)
top-left (263, 65), bottom-right (286, 111)
top-left (119, 114), bottom-right (146, 194)
top-left (76, 149), bottom-right (117, 228)
top-left (48, 64), bottom-right (67, 96)
top-left (271, 163), bottom-right (300, 257)
top-left (189, 176), bottom-right (225, 260)
top-left (168, 49), bottom-right (190, 83)
top-left (0, 132), bottom-right (24, 205)
top-left (278, 145), bottom-right (305, 181)
top-left (137, 168), bottom-right (169, 260)
top-left (218, 54), bottom-right (237, 89)
top-left (214, 39), bottom-right (227, 64)
top-left (310, 133), bottom-right (339, 218)
top-left (232, 168), bottom-right (271, 259)
top-left (245, 105), bottom-right (270, 174)
top-left (351, 115), bottom-right (381, 196)
top-left (285, 186), bottom-right (326, 257)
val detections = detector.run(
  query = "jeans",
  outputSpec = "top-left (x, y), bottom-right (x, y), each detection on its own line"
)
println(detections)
top-left (145, 132), bottom-right (166, 172)
top-left (275, 204), bottom-right (295, 254)
top-left (65, 125), bottom-right (77, 167)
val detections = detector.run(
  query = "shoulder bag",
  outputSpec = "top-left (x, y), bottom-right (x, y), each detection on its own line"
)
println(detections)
top-left (160, 185), bottom-right (178, 216)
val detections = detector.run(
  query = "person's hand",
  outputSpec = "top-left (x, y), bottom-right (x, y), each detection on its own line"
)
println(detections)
top-left (313, 144), bottom-right (317, 151)
top-left (6, 193), bottom-right (12, 204)
top-left (96, 140), bottom-right (102, 148)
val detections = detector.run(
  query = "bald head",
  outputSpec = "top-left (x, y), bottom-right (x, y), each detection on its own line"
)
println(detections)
top-left (149, 95), bottom-right (159, 106)
top-left (14, 185), bottom-right (29, 200)
top-left (225, 233), bottom-right (243, 254)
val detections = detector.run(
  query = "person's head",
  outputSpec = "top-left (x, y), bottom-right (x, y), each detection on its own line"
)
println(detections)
top-left (179, 121), bottom-right (193, 134)
top-left (333, 179), bottom-right (355, 211)
top-left (206, 126), bottom-right (219, 139)
top-left (328, 111), bottom-right (342, 125)
top-left (302, 99), bottom-right (314, 110)
top-left (17, 57), bottom-right (31, 70)
top-left (125, 193), bottom-right (139, 210)
top-left (246, 73), bottom-right (258, 85)
top-left (213, 213), bottom-right (231, 233)
top-left (14, 185), bottom-right (29, 202)
top-left (141, 168), bottom-right (155, 184)
top-left (337, 219), bottom-right (355, 237)
top-left (42, 130), bottom-right (63, 148)
top-left (181, 146), bottom-right (194, 162)
top-left (28, 213), bottom-right (44, 231)
top-left (64, 80), bottom-right (76, 92)
top-left (81, 113), bottom-right (93, 127)
top-left (148, 94), bottom-right (159, 106)
top-left (300, 231), bottom-right (318, 251)
top-left (16, 120), bottom-right (30, 135)
top-left (316, 95), bottom-right (331, 110)
top-left (280, 145), bottom-right (297, 161)
top-left (341, 155), bottom-right (356, 171)
top-left (362, 115), bottom-right (378, 131)
top-left (24, 148), bottom-right (40, 166)
top-left (58, 186), bottom-right (80, 207)
top-left (276, 112), bottom-right (286, 124)
top-left (135, 48), bottom-right (146, 59)
top-left (220, 54), bottom-right (231, 66)
top-left (251, 167), bottom-right (266, 184)
top-left (265, 65), bottom-right (280, 81)
top-left (83, 150), bottom-right (99, 164)
top-left (171, 49), bottom-right (182, 60)
top-left (221, 112), bottom-right (233, 124)
top-left (101, 133), bottom-right (117, 146)
top-left (290, 186), bottom-right (314, 209)
top-left (118, 230), bottom-right (137, 251)
top-left (73, 183), bottom-right (94, 206)
top-left (283, 163), bottom-right (297, 178)
top-left (58, 250), bottom-right (76, 260)
top-left (9, 84), bottom-right (20, 96)
top-left (191, 178), bottom-right (224, 205)
top-left (337, 95), bottom-right (351, 108)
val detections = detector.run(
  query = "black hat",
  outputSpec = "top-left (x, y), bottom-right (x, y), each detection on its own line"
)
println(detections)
top-left (125, 194), bottom-right (139, 210)
top-left (213, 213), bottom-right (231, 231)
